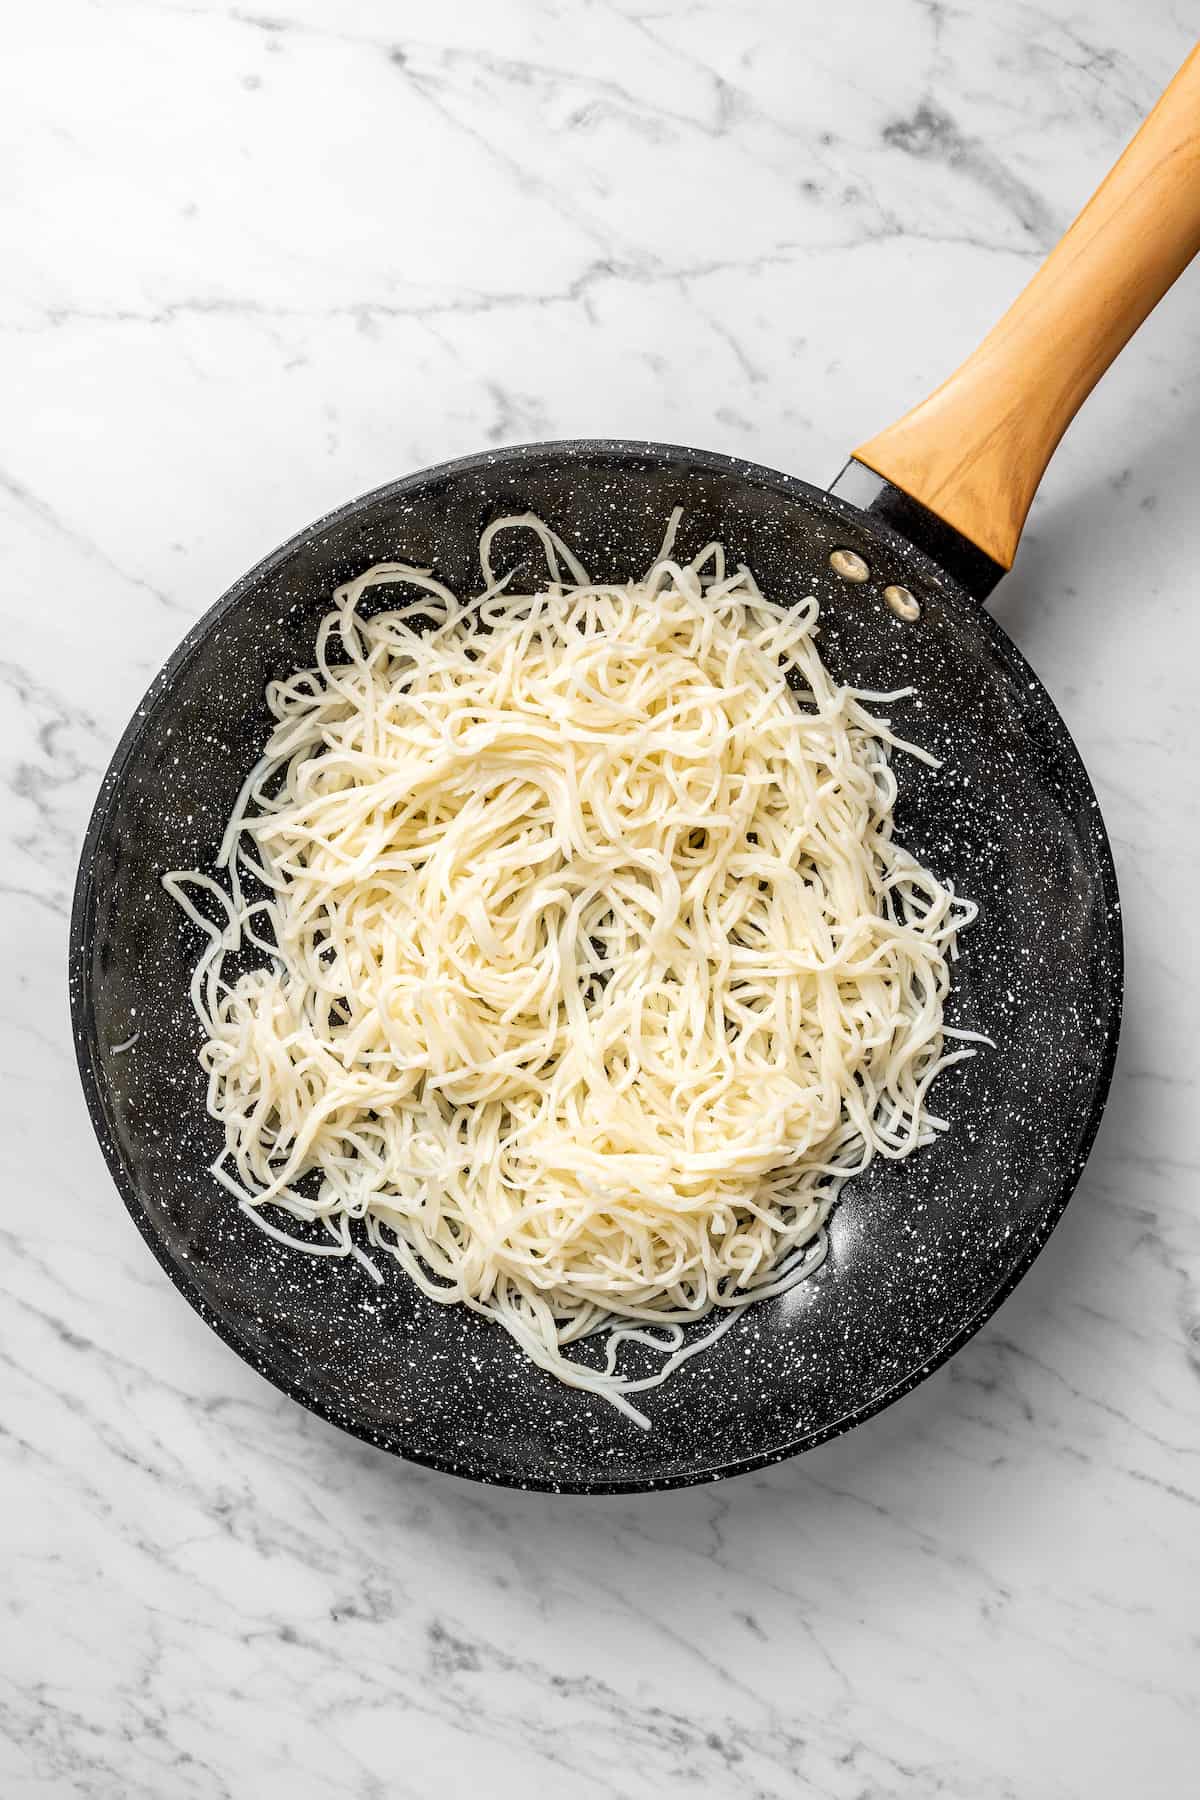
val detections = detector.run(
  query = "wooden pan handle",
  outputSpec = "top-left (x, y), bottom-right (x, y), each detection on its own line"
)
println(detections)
top-left (853, 45), bottom-right (1200, 571)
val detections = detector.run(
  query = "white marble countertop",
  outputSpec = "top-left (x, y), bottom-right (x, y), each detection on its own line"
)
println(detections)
top-left (4, 1), bottom-right (1199, 1794)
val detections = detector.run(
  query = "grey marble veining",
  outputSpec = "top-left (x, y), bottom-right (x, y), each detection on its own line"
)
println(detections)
top-left (2, 1), bottom-right (1199, 1794)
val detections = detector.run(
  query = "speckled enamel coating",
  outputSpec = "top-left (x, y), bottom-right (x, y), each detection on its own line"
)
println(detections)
top-left (68, 441), bottom-right (1123, 1493)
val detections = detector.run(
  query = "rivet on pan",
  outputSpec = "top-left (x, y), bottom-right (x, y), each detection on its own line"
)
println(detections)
top-left (829, 548), bottom-right (870, 582)
top-left (883, 583), bottom-right (921, 622)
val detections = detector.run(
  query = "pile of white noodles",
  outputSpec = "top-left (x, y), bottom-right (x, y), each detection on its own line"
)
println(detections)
top-left (165, 514), bottom-right (981, 1426)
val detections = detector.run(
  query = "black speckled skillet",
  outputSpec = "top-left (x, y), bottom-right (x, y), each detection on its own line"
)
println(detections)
top-left (70, 53), bottom-right (1200, 1491)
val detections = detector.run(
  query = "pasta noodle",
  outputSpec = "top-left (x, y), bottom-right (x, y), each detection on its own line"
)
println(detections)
top-left (165, 514), bottom-right (981, 1427)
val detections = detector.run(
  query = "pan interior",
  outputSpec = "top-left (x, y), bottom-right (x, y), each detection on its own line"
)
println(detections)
top-left (71, 442), bottom-right (1121, 1491)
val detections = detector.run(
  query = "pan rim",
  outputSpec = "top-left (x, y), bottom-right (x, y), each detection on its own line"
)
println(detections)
top-left (68, 437), bottom-right (1124, 1495)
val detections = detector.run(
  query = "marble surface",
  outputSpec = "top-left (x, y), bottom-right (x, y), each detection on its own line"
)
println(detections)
top-left (3, 1), bottom-right (1199, 1793)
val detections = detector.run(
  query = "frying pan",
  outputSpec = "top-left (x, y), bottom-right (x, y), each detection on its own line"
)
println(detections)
top-left (70, 50), bottom-right (1200, 1491)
